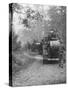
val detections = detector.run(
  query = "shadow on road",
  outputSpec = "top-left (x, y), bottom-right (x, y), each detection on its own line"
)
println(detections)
top-left (43, 60), bottom-right (59, 64)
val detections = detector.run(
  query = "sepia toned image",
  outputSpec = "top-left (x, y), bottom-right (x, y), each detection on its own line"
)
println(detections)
top-left (9, 3), bottom-right (66, 86)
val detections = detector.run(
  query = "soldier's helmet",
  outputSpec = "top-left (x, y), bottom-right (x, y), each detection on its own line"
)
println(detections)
top-left (50, 29), bottom-right (55, 33)
top-left (48, 29), bottom-right (55, 37)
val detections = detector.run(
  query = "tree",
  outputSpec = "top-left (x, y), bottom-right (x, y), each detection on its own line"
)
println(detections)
top-left (48, 6), bottom-right (66, 47)
top-left (12, 4), bottom-right (50, 47)
top-left (12, 31), bottom-right (21, 52)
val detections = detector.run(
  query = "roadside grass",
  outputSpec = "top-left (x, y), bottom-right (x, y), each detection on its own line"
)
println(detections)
top-left (12, 51), bottom-right (37, 76)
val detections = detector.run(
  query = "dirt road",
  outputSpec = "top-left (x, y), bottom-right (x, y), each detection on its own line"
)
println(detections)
top-left (13, 53), bottom-right (66, 86)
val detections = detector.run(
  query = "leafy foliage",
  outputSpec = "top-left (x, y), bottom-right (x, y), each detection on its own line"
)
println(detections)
top-left (12, 31), bottom-right (21, 52)
top-left (48, 6), bottom-right (66, 47)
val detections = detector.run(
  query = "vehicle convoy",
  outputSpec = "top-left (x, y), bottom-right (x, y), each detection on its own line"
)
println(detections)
top-left (31, 29), bottom-right (65, 67)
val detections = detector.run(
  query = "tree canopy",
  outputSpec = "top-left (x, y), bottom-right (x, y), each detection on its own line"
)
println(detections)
top-left (10, 3), bottom-right (66, 48)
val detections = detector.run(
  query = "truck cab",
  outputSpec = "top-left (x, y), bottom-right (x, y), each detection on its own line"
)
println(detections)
top-left (43, 30), bottom-right (61, 62)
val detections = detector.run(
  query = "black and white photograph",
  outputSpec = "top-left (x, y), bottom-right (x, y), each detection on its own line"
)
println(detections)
top-left (9, 3), bottom-right (66, 87)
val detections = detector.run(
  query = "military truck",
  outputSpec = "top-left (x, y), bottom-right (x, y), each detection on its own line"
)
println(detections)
top-left (42, 29), bottom-right (65, 67)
